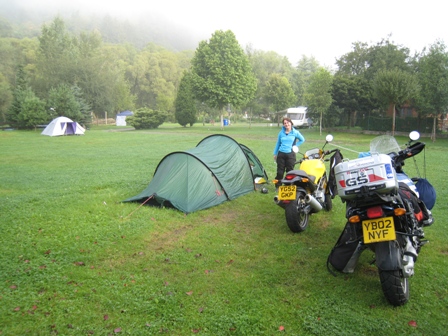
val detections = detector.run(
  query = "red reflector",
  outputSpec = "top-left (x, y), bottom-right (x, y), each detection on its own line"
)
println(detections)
top-left (367, 206), bottom-right (384, 219)
top-left (415, 210), bottom-right (423, 221)
top-left (285, 175), bottom-right (295, 180)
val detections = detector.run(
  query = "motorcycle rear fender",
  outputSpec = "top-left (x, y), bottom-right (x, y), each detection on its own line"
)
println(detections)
top-left (281, 179), bottom-right (316, 192)
top-left (295, 186), bottom-right (307, 195)
top-left (374, 241), bottom-right (402, 271)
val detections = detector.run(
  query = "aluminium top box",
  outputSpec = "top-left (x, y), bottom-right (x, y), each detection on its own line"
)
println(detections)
top-left (334, 153), bottom-right (398, 200)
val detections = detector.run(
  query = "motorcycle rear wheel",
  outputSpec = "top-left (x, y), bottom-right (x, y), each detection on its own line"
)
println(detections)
top-left (285, 192), bottom-right (309, 232)
top-left (379, 269), bottom-right (409, 306)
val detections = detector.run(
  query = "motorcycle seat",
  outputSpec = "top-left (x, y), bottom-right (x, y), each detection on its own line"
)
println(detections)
top-left (288, 169), bottom-right (316, 183)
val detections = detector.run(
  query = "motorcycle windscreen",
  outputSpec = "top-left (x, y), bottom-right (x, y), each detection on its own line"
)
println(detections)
top-left (370, 135), bottom-right (401, 155)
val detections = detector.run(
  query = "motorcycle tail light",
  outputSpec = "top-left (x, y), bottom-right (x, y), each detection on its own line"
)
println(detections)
top-left (367, 206), bottom-right (384, 219)
top-left (348, 215), bottom-right (360, 223)
top-left (285, 174), bottom-right (295, 180)
top-left (394, 208), bottom-right (406, 216)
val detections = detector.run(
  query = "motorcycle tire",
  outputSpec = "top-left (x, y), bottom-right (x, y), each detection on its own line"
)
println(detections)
top-left (379, 269), bottom-right (410, 306)
top-left (285, 192), bottom-right (310, 233)
top-left (324, 193), bottom-right (333, 211)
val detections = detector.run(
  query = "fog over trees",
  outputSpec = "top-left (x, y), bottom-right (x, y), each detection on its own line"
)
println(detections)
top-left (1, 0), bottom-right (200, 52)
top-left (1, 1), bottom-right (448, 134)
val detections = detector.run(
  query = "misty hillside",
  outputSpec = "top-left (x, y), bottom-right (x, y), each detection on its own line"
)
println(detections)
top-left (0, 1), bottom-right (200, 52)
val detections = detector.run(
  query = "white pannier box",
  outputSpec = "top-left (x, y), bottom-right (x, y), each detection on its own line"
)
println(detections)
top-left (335, 154), bottom-right (398, 200)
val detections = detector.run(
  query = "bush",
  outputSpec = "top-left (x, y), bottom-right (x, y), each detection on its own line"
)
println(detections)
top-left (126, 107), bottom-right (166, 129)
top-left (6, 87), bottom-right (50, 129)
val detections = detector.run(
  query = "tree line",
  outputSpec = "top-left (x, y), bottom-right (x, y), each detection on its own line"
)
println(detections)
top-left (1, 15), bottom-right (448, 136)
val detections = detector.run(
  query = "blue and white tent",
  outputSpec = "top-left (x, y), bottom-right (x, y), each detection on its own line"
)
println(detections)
top-left (41, 116), bottom-right (85, 136)
top-left (116, 110), bottom-right (133, 126)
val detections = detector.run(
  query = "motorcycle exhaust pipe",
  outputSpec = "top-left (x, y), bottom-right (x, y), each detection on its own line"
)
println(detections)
top-left (402, 239), bottom-right (418, 278)
top-left (343, 242), bottom-right (364, 273)
top-left (305, 194), bottom-right (322, 212)
top-left (274, 196), bottom-right (280, 204)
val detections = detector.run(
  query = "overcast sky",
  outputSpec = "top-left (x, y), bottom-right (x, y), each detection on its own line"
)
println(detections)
top-left (11, 0), bottom-right (447, 68)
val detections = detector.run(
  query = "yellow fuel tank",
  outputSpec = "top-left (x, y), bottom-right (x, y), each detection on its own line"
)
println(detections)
top-left (299, 159), bottom-right (326, 181)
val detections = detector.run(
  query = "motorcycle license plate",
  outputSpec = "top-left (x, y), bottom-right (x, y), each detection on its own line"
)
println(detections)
top-left (278, 185), bottom-right (296, 201)
top-left (362, 216), bottom-right (396, 244)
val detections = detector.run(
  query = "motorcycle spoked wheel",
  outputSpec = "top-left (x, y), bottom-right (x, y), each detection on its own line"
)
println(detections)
top-left (379, 270), bottom-right (410, 306)
top-left (285, 191), bottom-right (310, 233)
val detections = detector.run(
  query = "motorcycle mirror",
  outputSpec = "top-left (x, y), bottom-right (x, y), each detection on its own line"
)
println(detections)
top-left (409, 131), bottom-right (420, 141)
top-left (292, 145), bottom-right (299, 153)
top-left (325, 134), bottom-right (334, 142)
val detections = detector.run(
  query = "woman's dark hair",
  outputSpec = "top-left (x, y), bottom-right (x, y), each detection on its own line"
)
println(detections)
top-left (282, 117), bottom-right (293, 125)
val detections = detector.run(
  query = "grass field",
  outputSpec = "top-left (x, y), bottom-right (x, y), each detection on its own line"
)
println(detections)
top-left (1, 123), bottom-right (447, 335)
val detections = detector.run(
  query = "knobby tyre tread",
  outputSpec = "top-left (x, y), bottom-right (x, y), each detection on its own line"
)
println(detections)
top-left (285, 192), bottom-right (309, 233)
top-left (379, 269), bottom-right (409, 306)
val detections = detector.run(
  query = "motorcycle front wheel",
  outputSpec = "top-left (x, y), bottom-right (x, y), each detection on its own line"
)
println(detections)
top-left (379, 270), bottom-right (410, 306)
top-left (285, 192), bottom-right (310, 233)
top-left (324, 193), bottom-right (332, 211)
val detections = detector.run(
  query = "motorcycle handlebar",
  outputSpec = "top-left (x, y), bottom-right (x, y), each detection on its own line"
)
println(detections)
top-left (324, 148), bottom-right (339, 156)
top-left (394, 142), bottom-right (425, 163)
top-left (294, 148), bottom-right (339, 166)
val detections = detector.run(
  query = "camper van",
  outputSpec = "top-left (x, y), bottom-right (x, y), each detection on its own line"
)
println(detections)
top-left (279, 106), bottom-right (309, 128)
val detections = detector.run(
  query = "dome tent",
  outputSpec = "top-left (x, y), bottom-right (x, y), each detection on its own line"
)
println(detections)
top-left (123, 134), bottom-right (268, 213)
top-left (41, 116), bottom-right (85, 136)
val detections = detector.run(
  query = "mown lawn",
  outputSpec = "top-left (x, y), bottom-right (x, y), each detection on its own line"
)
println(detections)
top-left (1, 123), bottom-right (447, 335)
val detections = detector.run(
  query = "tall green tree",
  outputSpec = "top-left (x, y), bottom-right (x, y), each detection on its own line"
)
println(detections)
top-left (365, 37), bottom-right (411, 80)
top-left (304, 67), bottom-right (333, 134)
top-left (413, 41), bottom-right (448, 140)
top-left (336, 41), bottom-right (370, 76)
top-left (5, 65), bottom-right (28, 127)
top-left (35, 17), bottom-right (75, 94)
top-left (175, 71), bottom-right (197, 127)
top-left (293, 55), bottom-right (320, 106)
top-left (190, 30), bottom-right (257, 128)
top-left (47, 84), bottom-right (82, 121)
top-left (335, 38), bottom-right (412, 127)
top-left (372, 68), bottom-right (419, 135)
top-left (36, 17), bottom-right (133, 117)
top-left (0, 38), bottom-right (38, 86)
top-left (71, 85), bottom-right (92, 125)
top-left (338, 38), bottom-right (410, 79)
top-left (73, 30), bottom-right (132, 117)
top-left (127, 44), bottom-right (186, 118)
top-left (263, 73), bottom-right (296, 121)
top-left (246, 48), bottom-right (294, 117)
top-left (0, 73), bottom-right (12, 123)
top-left (332, 74), bottom-right (373, 128)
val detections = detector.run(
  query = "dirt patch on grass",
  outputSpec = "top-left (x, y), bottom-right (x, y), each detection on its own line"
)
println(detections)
top-left (144, 224), bottom-right (193, 252)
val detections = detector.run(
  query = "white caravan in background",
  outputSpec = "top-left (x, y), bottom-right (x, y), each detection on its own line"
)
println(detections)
top-left (279, 106), bottom-right (309, 128)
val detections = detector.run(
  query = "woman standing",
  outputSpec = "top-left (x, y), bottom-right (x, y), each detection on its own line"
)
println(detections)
top-left (273, 117), bottom-right (305, 188)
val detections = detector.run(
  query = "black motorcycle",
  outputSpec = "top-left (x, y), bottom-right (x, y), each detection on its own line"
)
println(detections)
top-left (327, 131), bottom-right (435, 306)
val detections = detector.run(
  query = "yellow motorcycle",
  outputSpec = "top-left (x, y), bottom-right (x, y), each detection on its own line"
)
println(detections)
top-left (274, 135), bottom-right (341, 232)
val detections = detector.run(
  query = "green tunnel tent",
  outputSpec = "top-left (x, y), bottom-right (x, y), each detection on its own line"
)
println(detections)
top-left (123, 134), bottom-right (268, 213)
